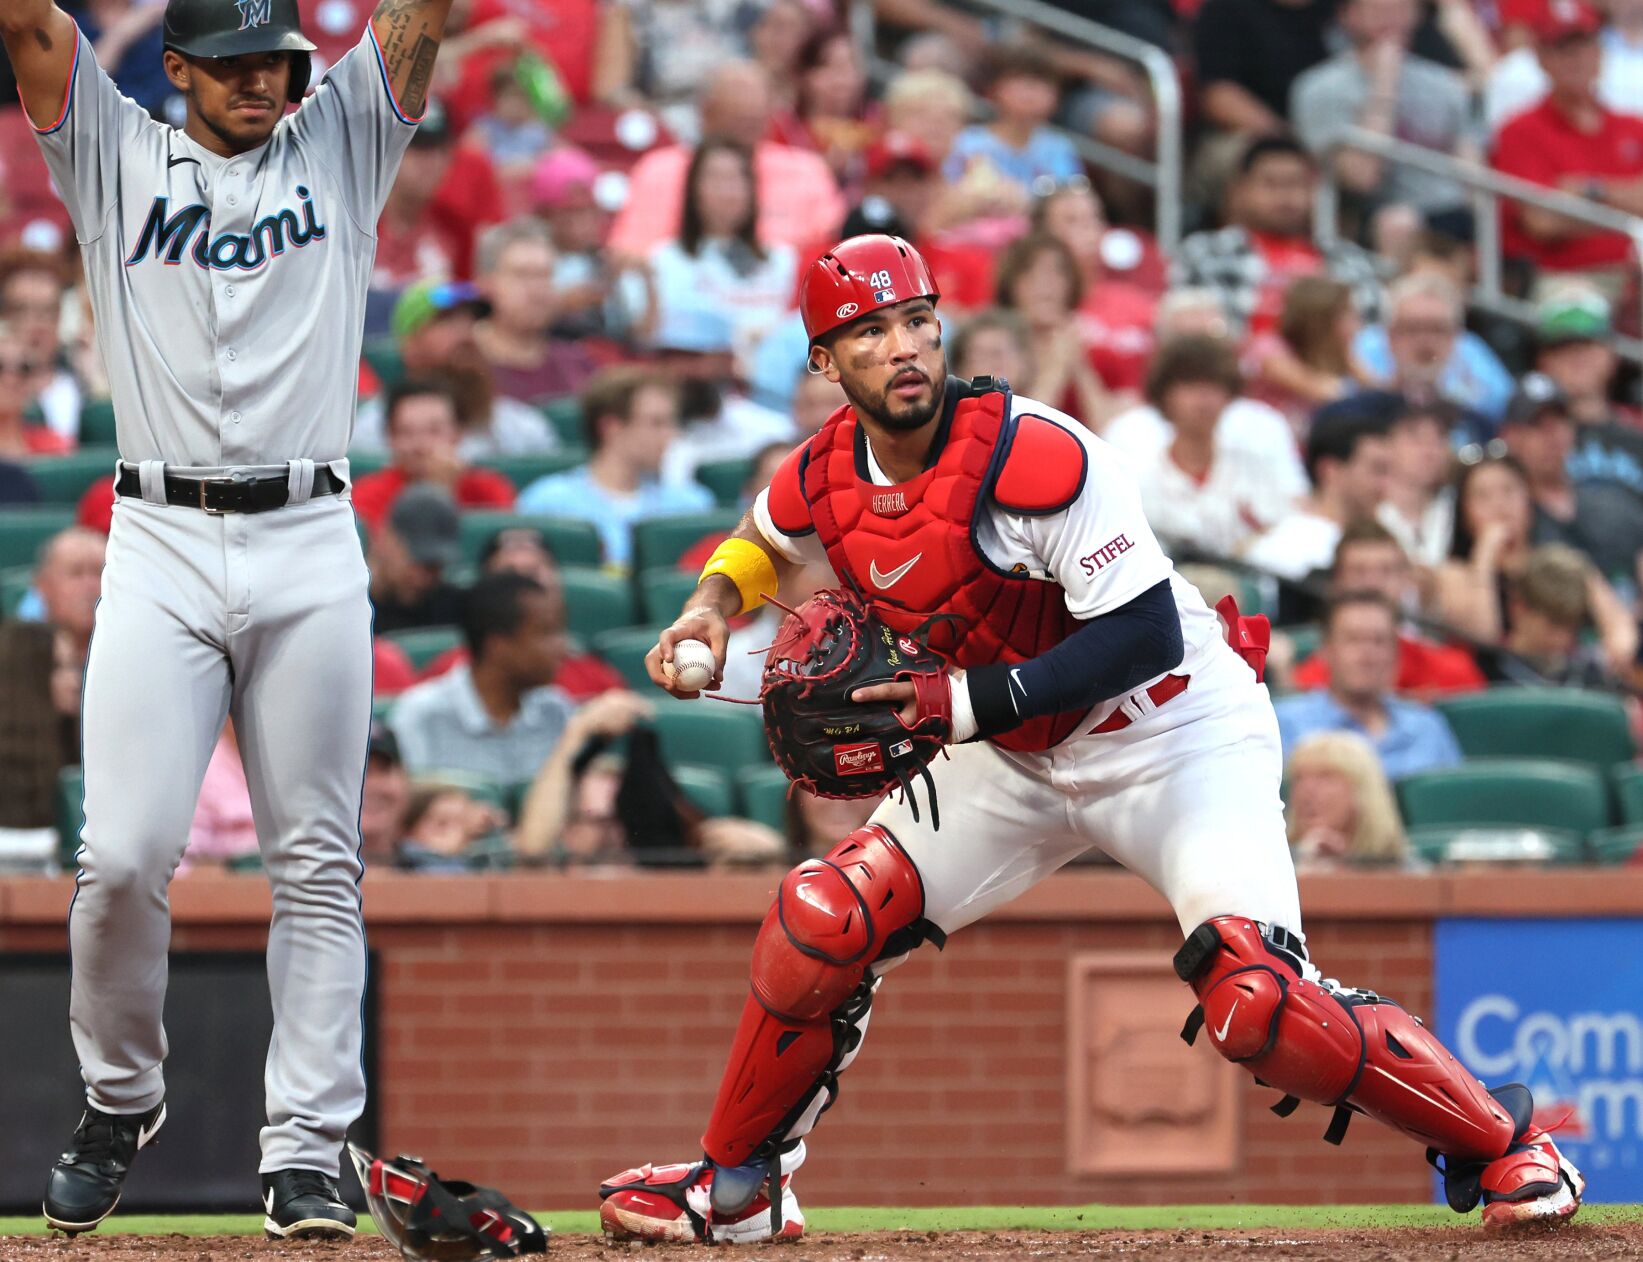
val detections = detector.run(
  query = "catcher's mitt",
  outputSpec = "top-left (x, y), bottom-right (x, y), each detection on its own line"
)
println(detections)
top-left (760, 588), bottom-right (949, 826)
top-left (347, 1145), bottom-right (548, 1260)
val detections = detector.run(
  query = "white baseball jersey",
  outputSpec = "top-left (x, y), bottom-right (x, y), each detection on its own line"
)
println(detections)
top-left (753, 392), bottom-right (1231, 733)
top-left (33, 23), bottom-right (416, 465)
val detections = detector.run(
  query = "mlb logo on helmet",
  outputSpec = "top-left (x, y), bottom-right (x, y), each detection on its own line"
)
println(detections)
top-left (873, 288), bottom-right (896, 303)
top-left (237, 0), bottom-right (272, 30)
top-left (834, 742), bottom-right (885, 776)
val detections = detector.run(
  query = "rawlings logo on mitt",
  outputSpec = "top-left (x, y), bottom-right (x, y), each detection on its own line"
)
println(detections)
top-left (759, 588), bottom-right (949, 827)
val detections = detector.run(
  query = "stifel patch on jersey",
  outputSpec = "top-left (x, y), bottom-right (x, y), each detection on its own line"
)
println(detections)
top-left (833, 743), bottom-right (885, 776)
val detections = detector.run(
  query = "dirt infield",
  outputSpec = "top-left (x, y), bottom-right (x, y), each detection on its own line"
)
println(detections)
top-left (3, 1222), bottom-right (1640, 1262)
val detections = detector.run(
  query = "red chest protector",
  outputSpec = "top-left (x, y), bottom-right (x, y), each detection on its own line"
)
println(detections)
top-left (768, 377), bottom-right (1088, 752)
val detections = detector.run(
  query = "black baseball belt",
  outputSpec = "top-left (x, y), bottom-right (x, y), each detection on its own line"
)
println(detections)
top-left (114, 464), bottom-right (345, 514)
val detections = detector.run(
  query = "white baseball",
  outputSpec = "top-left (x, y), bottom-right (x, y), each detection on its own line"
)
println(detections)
top-left (667, 638), bottom-right (716, 691)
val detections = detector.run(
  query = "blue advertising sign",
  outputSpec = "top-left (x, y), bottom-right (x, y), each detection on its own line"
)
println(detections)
top-left (1434, 918), bottom-right (1643, 1204)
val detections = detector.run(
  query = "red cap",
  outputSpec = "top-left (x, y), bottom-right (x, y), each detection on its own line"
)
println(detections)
top-left (864, 130), bottom-right (935, 180)
top-left (1532, 0), bottom-right (1602, 42)
top-left (799, 234), bottom-right (940, 342)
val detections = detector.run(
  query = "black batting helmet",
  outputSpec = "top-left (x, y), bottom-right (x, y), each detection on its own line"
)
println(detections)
top-left (163, 0), bottom-right (317, 103)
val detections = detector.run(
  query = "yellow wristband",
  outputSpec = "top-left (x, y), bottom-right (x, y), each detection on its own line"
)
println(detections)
top-left (699, 537), bottom-right (778, 614)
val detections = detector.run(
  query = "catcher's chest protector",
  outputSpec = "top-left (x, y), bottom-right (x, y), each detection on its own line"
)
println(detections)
top-left (800, 378), bottom-right (1085, 751)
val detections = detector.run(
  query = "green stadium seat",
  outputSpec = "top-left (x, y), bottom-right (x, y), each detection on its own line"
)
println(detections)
top-left (0, 506), bottom-right (77, 569)
top-left (1434, 687), bottom-right (1634, 769)
top-left (57, 765), bottom-right (85, 869)
top-left (1395, 758), bottom-right (1610, 837)
top-left (672, 764), bottom-right (735, 818)
top-left (346, 450), bottom-right (390, 479)
top-left (78, 398), bottom-right (117, 446)
top-left (589, 625), bottom-right (664, 690)
top-left (1586, 824), bottom-right (1643, 865)
top-left (457, 511), bottom-right (602, 567)
top-left (27, 448), bottom-right (120, 504)
top-left (651, 698), bottom-right (770, 776)
top-left (361, 338), bottom-right (405, 391)
top-left (695, 457), bottom-right (753, 507)
top-left (1612, 764), bottom-right (1643, 824)
top-left (1282, 624), bottom-right (1322, 663)
top-left (1406, 824), bottom-right (1587, 867)
top-left (227, 852), bottom-right (266, 873)
top-left (475, 447), bottom-right (590, 491)
top-left (638, 566), bottom-right (701, 624)
top-left (538, 396), bottom-right (585, 447)
top-left (371, 696), bottom-right (397, 723)
top-left (383, 625), bottom-right (463, 670)
top-left (632, 509), bottom-right (739, 573)
top-left (561, 566), bottom-right (638, 640)
top-left (0, 564), bottom-right (35, 616)
top-left (737, 765), bottom-right (791, 833)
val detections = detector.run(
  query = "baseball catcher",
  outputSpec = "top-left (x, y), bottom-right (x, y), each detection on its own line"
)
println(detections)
top-left (597, 234), bottom-right (1583, 1243)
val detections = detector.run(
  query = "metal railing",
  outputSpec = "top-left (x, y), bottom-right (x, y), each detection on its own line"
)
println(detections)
top-left (851, 0), bottom-right (1184, 251)
top-left (1316, 125), bottom-right (1643, 364)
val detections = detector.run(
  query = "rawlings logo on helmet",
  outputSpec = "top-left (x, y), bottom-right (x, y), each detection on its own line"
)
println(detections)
top-left (834, 743), bottom-right (885, 775)
top-left (835, 302), bottom-right (859, 319)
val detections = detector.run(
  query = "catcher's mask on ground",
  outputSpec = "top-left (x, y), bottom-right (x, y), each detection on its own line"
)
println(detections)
top-left (348, 1144), bottom-right (549, 1260)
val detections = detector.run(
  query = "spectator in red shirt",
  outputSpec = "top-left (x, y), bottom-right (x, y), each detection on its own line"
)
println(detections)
top-left (374, 100), bottom-right (505, 295)
top-left (1033, 180), bottom-right (1158, 395)
top-left (1493, 0), bottom-right (1643, 299)
top-left (1290, 518), bottom-right (1486, 697)
top-left (994, 232), bottom-right (1118, 427)
top-left (350, 379), bottom-right (517, 529)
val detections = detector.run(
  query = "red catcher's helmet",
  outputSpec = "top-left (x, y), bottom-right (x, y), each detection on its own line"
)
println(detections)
top-left (800, 234), bottom-right (940, 343)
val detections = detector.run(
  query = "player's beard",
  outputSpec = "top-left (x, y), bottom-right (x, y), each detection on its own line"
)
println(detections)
top-left (848, 363), bottom-right (945, 433)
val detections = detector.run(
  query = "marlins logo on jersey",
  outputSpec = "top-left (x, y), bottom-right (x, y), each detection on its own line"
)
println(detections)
top-left (237, 0), bottom-right (272, 30)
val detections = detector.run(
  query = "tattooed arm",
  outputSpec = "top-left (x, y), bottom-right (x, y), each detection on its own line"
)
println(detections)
top-left (1, 0), bottom-right (79, 130)
top-left (370, 0), bottom-right (455, 119)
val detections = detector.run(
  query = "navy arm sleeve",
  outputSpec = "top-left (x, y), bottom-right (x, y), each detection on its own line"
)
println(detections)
top-left (963, 578), bottom-right (1184, 739)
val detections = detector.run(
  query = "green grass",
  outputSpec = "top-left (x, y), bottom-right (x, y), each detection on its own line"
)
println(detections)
top-left (1, 1204), bottom-right (1638, 1237)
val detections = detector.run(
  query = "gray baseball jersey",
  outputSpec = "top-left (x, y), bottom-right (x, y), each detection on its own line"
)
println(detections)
top-left (36, 24), bottom-right (414, 465)
top-left (37, 23), bottom-right (418, 1178)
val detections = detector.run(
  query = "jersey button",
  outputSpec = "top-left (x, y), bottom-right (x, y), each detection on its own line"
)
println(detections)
top-left (227, 195), bottom-right (238, 206)
top-left (225, 348), bottom-right (238, 361)
top-left (230, 411), bottom-right (242, 423)
top-left (225, 285), bottom-right (237, 297)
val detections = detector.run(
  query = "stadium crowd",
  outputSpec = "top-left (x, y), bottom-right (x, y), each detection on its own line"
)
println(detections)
top-left (3, 0), bottom-right (1643, 876)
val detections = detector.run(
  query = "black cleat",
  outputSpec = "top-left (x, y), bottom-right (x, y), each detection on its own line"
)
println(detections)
top-left (43, 1101), bottom-right (166, 1235)
top-left (262, 1168), bottom-right (357, 1241)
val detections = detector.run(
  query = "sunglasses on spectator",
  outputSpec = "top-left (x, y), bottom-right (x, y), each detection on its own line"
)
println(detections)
top-left (1457, 439), bottom-right (1509, 465)
top-left (0, 357), bottom-right (40, 376)
top-left (1030, 173), bottom-right (1092, 200)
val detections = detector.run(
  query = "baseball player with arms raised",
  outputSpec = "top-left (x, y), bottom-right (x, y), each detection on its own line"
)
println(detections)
top-left (598, 234), bottom-right (1585, 1243)
top-left (1, 0), bottom-right (453, 1238)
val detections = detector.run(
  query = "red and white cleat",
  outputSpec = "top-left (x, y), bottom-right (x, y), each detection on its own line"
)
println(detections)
top-left (1479, 1127), bottom-right (1586, 1227)
top-left (599, 1151), bottom-right (805, 1245)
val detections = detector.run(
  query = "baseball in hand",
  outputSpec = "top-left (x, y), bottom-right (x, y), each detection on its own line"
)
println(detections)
top-left (667, 639), bottom-right (716, 691)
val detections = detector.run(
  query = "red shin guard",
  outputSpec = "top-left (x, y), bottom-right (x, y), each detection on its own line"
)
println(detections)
top-left (701, 825), bottom-right (925, 1168)
top-left (1176, 917), bottom-right (1517, 1162)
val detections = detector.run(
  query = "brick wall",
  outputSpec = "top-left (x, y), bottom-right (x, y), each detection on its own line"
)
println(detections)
top-left (4, 870), bottom-right (1639, 1210)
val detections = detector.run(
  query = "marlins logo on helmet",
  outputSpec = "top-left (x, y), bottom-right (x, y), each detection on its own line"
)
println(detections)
top-left (237, 0), bottom-right (271, 29)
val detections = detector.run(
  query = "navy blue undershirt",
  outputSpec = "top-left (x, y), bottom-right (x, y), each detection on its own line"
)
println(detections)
top-left (964, 578), bottom-right (1184, 738)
